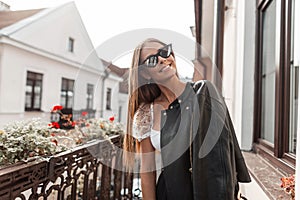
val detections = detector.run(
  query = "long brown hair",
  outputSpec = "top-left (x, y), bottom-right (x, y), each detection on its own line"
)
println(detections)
top-left (123, 38), bottom-right (167, 170)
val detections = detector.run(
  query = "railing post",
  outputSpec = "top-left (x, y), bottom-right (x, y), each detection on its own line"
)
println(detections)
top-left (0, 135), bottom-right (132, 200)
top-left (100, 162), bottom-right (112, 199)
top-left (124, 172), bottom-right (134, 199)
top-left (113, 148), bottom-right (123, 199)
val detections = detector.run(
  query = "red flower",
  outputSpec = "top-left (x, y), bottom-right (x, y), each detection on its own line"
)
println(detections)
top-left (51, 105), bottom-right (63, 112)
top-left (81, 111), bottom-right (88, 117)
top-left (109, 116), bottom-right (115, 122)
top-left (71, 121), bottom-right (76, 127)
top-left (50, 122), bottom-right (60, 129)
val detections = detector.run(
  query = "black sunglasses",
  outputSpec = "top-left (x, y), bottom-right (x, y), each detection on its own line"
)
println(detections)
top-left (140, 44), bottom-right (173, 68)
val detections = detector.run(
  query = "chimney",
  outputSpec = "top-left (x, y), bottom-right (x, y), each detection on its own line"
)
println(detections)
top-left (0, 1), bottom-right (10, 11)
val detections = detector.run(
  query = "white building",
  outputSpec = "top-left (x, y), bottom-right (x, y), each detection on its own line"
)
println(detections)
top-left (0, 2), bottom-right (127, 127)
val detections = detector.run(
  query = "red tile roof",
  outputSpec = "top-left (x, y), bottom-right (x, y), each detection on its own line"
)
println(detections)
top-left (101, 59), bottom-right (129, 94)
top-left (0, 9), bottom-right (44, 30)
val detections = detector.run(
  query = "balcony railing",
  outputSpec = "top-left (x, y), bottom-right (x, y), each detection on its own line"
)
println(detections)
top-left (0, 135), bottom-right (134, 200)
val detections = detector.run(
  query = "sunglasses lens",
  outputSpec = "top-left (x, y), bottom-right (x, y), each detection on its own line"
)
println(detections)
top-left (145, 56), bottom-right (158, 67)
top-left (159, 45), bottom-right (172, 58)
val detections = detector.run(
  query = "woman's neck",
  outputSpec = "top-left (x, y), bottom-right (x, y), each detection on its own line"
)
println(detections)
top-left (157, 78), bottom-right (186, 104)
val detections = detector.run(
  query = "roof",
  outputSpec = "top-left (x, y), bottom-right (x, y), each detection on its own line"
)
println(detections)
top-left (0, 9), bottom-right (44, 30)
top-left (108, 63), bottom-right (129, 94)
top-left (101, 59), bottom-right (129, 94)
top-left (107, 62), bottom-right (128, 77)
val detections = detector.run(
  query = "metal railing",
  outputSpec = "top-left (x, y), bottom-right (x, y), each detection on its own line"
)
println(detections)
top-left (0, 135), bottom-right (134, 200)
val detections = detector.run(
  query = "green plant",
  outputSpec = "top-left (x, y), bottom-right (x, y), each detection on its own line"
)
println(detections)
top-left (0, 118), bottom-right (68, 165)
top-left (0, 108), bottom-right (124, 166)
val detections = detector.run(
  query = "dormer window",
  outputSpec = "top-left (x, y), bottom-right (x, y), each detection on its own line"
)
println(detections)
top-left (68, 37), bottom-right (74, 52)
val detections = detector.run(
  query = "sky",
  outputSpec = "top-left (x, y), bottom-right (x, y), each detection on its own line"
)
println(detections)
top-left (3, 0), bottom-right (196, 77)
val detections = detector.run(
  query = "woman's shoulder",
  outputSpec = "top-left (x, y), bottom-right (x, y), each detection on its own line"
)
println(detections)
top-left (192, 80), bottom-right (214, 93)
top-left (134, 103), bottom-right (151, 121)
top-left (192, 80), bottom-right (223, 102)
top-left (136, 103), bottom-right (151, 112)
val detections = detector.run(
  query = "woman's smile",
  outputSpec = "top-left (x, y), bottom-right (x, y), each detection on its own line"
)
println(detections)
top-left (159, 64), bottom-right (172, 73)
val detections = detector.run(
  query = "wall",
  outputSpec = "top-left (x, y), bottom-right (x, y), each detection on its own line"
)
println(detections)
top-left (222, 0), bottom-right (256, 149)
top-left (101, 74), bottom-right (122, 121)
top-left (236, 0), bottom-right (256, 150)
top-left (0, 42), bottom-right (105, 128)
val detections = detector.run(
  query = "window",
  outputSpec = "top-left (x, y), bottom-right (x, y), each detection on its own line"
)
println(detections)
top-left (25, 71), bottom-right (43, 111)
top-left (106, 88), bottom-right (112, 110)
top-left (87, 84), bottom-right (94, 109)
top-left (118, 106), bottom-right (122, 122)
top-left (289, 0), bottom-right (298, 154)
top-left (260, 0), bottom-right (276, 144)
top-left (68, 37), bottom-right (74, 52)
top-left (60, 78), bottom-right (74, 109)
top-left (254, 0), bottom-right (296, 174)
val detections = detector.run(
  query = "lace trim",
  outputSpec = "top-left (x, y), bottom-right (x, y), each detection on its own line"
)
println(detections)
top-left (132, 103), bottom-right (153, 141)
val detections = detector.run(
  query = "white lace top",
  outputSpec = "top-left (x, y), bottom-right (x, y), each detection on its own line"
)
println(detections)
top-left (132, 103), bottom-right (161, 151)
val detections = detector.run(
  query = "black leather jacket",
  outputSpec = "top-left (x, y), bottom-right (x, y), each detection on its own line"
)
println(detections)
top-left (160, 80), bottom-right (251, 200)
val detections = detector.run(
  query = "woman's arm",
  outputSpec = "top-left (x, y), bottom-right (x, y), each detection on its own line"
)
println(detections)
top-left (140, 137), bottom-right (156, 200)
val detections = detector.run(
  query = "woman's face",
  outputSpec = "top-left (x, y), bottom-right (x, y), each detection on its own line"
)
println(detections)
top-left (139, 42), bottom-right (177, 83)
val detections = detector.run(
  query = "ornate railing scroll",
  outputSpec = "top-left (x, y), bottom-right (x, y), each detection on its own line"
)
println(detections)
top-left (0, 135), bottom-right (134, 200)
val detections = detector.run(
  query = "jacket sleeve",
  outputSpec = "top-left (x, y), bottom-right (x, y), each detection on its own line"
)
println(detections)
top-left (227, 110), bottom-right (251, 182)
top-left (192, 80), bottom-right (250, 200)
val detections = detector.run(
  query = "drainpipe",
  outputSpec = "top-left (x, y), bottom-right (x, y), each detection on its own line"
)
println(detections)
top-left (212, 0), bottom-right (225, 91)
top-left (100, 68), bottom-right (110, 117)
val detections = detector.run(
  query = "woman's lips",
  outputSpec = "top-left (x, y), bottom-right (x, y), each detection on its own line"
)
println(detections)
top-left (159, 65), bottom-right (171, 72)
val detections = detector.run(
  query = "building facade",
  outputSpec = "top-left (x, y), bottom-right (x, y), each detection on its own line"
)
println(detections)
top-left (194, 0), bottom-right (299, 198)
top-left (0, 2), bottom-right (127, 127)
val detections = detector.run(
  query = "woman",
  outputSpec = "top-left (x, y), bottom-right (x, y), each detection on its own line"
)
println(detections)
top-left (123, 38), bottom-right (251, 200)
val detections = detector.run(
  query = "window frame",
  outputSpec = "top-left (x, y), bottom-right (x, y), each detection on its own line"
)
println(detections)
top-left (87, 83), bottom-right (94, 109)
top-left (60, 78), bottom-right (74, 109)
top-left (253, 0), bottom-right (295, 174)
top-left (25, 71), bottom-right (43, 111)
top-left (106, 88), bottom-right (112, 110)
top-left (68, 37), bottom-right (74, 53)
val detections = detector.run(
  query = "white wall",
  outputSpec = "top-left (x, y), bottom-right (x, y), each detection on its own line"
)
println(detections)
top-left (118, 92), bottom-right (128, 124)
top-left (7, 2), bottom-right (101, 70)
top-left (222, 0), bottom-right (255, 149)
top-left (234, 0), bottom-right (256, 150)
top-left (201, 0), bottom-right (214, 57)
top-left (222, 0), bottom-right (237, 122)
top-left (101, 74), bottom-right (122, 121)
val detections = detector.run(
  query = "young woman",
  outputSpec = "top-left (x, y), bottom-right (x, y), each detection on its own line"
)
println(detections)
top-left (123, 38), bottom-right (251, 200)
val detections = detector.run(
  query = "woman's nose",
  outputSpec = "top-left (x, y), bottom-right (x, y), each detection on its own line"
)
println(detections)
top-left (158, 57), bottom-right (167, 64)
